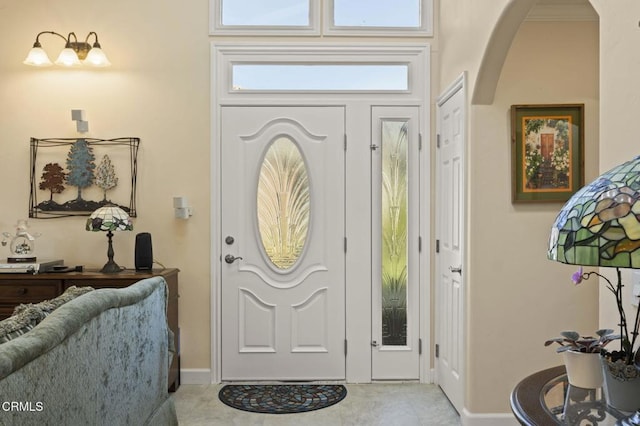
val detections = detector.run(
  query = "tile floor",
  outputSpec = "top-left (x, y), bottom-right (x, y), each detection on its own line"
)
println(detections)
top-left (172, 383), bottom-right (461, 425)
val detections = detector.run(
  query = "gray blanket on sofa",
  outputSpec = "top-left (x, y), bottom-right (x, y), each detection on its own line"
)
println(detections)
top-left (0, 276), bottom-right (178, 426)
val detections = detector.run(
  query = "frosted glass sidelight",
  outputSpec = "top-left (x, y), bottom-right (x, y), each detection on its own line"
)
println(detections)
top-left (257, 137), bottom-right (310, 270)
top-left (380, 120), bottom-right (408, 346)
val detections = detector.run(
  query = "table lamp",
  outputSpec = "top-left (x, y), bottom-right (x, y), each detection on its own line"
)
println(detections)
top-left (86, 205), bottom-right (133, 273)
top-left (547, 155), bottom-right (640, 413)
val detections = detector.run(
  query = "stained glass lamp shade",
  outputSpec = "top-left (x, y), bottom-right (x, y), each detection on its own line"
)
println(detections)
top-left (548, 155), bottom-right (640, 268)
top-left (86, 205), bottom-right (133, 273)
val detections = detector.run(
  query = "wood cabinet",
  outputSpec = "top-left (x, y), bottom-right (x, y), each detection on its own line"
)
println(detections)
top-left (0, 268), bottom-right (180, 392)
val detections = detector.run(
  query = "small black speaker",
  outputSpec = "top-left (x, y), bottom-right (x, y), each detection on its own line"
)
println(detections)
top-left (135, 232), bottom-right (153, 271)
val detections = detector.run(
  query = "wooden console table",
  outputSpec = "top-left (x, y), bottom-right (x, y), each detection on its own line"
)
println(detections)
top-left (0, 268), bottom-right (180, 392)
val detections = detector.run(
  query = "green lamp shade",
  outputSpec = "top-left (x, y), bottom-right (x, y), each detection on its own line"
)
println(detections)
top-left (86, 206), bottom-right (133, 232)
top-left (548, 155), bottom-right (640, 268)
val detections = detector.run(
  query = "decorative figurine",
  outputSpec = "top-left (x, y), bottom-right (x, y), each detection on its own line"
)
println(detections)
top-left (2, 220), bottom-right (41, 262)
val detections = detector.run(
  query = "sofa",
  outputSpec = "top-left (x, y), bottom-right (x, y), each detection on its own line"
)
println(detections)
top-left (0, 276), bottom-right (178, 426)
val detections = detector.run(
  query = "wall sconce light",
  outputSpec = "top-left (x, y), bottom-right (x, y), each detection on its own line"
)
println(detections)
top-left (24, 31), bottom-right (111, 68)
top-left (173, 197), bottom-right (193, 219)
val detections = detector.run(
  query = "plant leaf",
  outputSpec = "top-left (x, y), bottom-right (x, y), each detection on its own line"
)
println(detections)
top-left (560, 331), bottom-right (580, 341)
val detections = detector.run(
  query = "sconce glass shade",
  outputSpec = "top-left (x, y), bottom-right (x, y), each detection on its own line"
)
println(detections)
top-left (83, 47), bottom-right (111, 67)
top-left (548, 155), bottom-right (640, 268)
top-left (54, 47), bottom-right (82, 67)
top-left (23, 47), bottom-right (53, 67)
top-left (86, 205), bottom-right (133, 232)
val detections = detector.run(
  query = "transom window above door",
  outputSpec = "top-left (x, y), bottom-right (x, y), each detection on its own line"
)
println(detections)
top-left (232, 64), bottom-right (409, 92)
top-left (210, 0), bottom-right (433, 36)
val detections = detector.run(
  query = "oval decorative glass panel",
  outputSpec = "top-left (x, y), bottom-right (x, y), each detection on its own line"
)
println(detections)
top-left (257, 137), bottom-right (310, 270)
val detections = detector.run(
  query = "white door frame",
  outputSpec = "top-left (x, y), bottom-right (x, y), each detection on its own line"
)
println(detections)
top-left (210, 43), bottom-right (431, 384)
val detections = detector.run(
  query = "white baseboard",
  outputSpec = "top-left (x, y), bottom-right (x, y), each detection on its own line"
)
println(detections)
top-left (461, 408), bottom-right (519, 426)
top-left (180, 369), bottom-right (212, 385)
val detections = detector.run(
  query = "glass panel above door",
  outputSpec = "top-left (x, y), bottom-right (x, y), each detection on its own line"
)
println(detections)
top-left (221, 0), bottom-right (310, 26)
top-left (257, 137), bottom-right (310, 270)
top-left (232, 64), bottom-right (409, 92)
top-left (333, 0), bottom-right (420, 27)
top-left (380, 120), bottom-right (408, 346)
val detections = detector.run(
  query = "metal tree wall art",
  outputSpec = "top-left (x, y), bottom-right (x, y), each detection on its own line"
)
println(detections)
top-left (95, 155), bottom-right (119, 202)
top-left (65, 138), bottom-right (96, 204)
top-left (39, 163), bottom-right (66, 201)
top-left (29, 138), bottom-right (139, 218)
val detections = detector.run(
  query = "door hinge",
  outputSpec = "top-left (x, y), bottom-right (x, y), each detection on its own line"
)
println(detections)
top-left (344, 134), bottom-right (347, 151)
top-left (436, 239), bottom-right (440, 253)
top-left (418, 236), bottom-right (422, 252)
top-left (419, 338), bottom-right (422, 355)
top-left (344, 237), bottom-right (347, 253)
top-left (419, 133), bottom-right (423, 151)
top-left (344, 339), bottom-right (348, 355)
top-left (436, 134), bottom-right (441, 148)
top-left (435, 343), bottom-right (440, 358)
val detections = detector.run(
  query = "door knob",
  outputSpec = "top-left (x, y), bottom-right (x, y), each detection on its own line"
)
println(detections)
top-left (225, 254), bottom-right (243, 264)
top-left (449, 265), bottom-right (462, 275)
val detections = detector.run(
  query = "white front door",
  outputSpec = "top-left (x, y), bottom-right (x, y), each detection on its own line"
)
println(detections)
top-left (436, 76), bottom-right (466, 411)
top-left (371, 106), bottom-right (421, 380)
top-left (220, 106), bottom-right (346, 381)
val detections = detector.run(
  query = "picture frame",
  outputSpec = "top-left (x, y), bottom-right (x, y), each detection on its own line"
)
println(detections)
top-left (511, 104), bottom-right (584, 203)
top-left (29, 137), bottom-right (139, 218)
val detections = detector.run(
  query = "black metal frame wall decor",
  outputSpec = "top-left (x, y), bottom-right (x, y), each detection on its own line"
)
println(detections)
top-left (29, 137), bottom-right (139, 218)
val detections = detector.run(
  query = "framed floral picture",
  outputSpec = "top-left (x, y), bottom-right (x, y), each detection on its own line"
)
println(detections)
top-left (511, 104), bottom-right (584, 203)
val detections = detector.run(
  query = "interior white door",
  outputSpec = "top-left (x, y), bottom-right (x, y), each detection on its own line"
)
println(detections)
top-left (220, 106), bottom-right (346, 381)
top-left (371, 106), bottom-right (421, 380)
top-left (436, 77), bottom-right (465, 411)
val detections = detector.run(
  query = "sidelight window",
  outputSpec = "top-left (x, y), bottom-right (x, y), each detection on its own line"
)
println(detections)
top-left (380, 120), bottom-right (409, 346)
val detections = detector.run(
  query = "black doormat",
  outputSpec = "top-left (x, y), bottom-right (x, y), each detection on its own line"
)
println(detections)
top-left (218, 384), bottom-right (347, 414)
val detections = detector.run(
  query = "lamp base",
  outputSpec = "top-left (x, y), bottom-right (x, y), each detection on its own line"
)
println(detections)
top-left (100, 260), bottom-right (123, 274)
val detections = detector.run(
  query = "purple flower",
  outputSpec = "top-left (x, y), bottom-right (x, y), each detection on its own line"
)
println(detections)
top-left (571, 267), bottom-right (584, 285)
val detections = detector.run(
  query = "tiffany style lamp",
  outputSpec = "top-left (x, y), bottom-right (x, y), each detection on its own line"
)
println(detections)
top-left (86, 205), bottom-right (133, 273)
top-left (547, 155), bottom-right (640, 366)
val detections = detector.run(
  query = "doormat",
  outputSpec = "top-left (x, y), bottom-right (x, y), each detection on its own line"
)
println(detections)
top-left (218, 384), bottom-right (347, 414)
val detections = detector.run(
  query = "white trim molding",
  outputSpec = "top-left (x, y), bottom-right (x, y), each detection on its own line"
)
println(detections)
top-left (180, 369), bottom-right (213, 385)
top-left (461, 409), bottom-right (519, 426)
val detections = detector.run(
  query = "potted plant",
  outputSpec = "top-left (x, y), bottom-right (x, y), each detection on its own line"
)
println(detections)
top-left (545, 329), bottom-right (619, 389)
top-left (573, 267), bottom-right (640, 412)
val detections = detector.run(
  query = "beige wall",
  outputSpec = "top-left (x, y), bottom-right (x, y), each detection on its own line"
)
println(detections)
top-left (467, 20), bottom-right (600, 414)
top-left (589, 0), bottom-right (640, 332)
top-left (0, 0), bottom-right (212, 369)
top-left (440, 0), bottom-right (601, 416)
top-left (438, 0), bottom-right (510, 95)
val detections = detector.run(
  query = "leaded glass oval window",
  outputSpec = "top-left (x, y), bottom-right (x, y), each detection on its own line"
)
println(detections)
top-left (257, 137), bottom-right (310, 270)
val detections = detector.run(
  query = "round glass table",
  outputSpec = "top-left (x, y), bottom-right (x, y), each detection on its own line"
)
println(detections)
top-left (511, 365), bottom-right (629, 425)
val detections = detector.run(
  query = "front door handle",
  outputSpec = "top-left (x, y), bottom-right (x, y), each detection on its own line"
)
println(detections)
top-left (449, 265), bottom-right (462, 275)
top-left (225, 254), bottom-right (243, 264)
